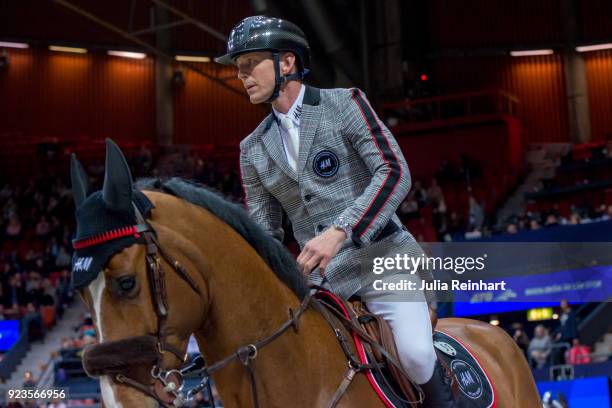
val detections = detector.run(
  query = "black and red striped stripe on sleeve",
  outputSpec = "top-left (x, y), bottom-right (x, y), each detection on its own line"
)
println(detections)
top-left (350, 88), bottom-right (404, 242)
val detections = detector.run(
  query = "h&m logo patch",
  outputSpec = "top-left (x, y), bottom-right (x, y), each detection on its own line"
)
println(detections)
top-left (73, 257), bottom-right (93, 272)
top-left (313, 150), bottom-right (339, 178)
top-left (450, 359), bottom-right (483, 399)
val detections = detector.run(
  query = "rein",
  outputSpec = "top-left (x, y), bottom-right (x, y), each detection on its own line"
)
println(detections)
top-left (190, 292), bottom-right (312, 408)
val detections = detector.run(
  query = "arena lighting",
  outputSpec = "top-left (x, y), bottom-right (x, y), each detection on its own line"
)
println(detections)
top-left (0, 41), bottom-right (28, 49)
top-left (49, 45), bottom-right (87, 54)
top-left (510, 49), bottom-right (554, 57)
top-left (527, 307), bottom-right (554, 321)
top-left (175, 55), bottom-right (211, 63)
top-left (489, 319), bottom-right (500, 326)
top-left (107, 50), bottom-right (146, 59)
top-left (576, 43), bottom-right (612, 52)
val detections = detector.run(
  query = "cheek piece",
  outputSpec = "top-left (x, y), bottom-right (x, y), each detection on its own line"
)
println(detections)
top-left (264, 52), bottom-right (310, 103)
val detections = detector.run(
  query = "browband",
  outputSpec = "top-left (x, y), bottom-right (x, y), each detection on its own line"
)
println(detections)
top-left (72, 224), bottom-right (151, 250)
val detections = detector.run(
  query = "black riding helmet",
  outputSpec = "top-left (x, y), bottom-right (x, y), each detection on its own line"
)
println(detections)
top-left (215, 16), bottom-right (310, 103)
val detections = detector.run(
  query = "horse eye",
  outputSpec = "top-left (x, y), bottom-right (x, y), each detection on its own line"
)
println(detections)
top-left (117, 276), bottom-right (136, 294)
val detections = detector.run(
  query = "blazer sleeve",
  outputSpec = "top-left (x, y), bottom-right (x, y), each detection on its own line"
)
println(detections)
top-left (337, 88), bottom-right (411, 246)
top-left (239, 145), bottom-right (285, 242)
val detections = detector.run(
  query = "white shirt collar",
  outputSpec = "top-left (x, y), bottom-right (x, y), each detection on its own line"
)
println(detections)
top-left (272, 84), bottom-right (306, 126)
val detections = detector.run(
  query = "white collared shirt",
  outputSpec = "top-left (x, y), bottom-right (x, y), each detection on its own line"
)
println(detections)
top-left (272, 84), bottom-right (305, 171)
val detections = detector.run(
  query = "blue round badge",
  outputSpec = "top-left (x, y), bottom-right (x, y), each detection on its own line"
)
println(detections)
top-left (313, 150), bottom-right (339, 178)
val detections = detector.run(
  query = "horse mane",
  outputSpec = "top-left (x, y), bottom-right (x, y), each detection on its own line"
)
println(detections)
top-left (135, 177), bottom-right (308, 299)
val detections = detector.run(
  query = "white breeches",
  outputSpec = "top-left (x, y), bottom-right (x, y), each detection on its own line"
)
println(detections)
top-left (360, 276), bottom-right (437, 384)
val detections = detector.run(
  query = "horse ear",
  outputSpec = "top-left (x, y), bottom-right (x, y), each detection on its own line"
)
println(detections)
top-left (71, 154), bottom-right (90, 208)
top-left (102, 138), bottom-right (133, 212)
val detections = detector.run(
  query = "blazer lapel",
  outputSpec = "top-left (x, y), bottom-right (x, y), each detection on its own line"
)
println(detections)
top-left (297, 86), bottom-right (322, 175)
top-left (261, 116), bottom-right (298, 181)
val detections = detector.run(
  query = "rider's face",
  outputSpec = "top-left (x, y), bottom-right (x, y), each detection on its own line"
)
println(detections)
top-left (235, 51), bottom-right (275, 104)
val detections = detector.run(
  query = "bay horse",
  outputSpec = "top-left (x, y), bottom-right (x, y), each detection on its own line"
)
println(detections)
top-left (70, 140), bottom-right (541, 407)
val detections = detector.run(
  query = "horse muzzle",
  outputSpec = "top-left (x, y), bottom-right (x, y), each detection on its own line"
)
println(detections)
top-left (82, 335), bottom-right (158, 376)
top-left (83, 335), bottom-right (186, 407)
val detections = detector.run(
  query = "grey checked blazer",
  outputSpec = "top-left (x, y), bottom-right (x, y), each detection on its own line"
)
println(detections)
top-left (240, 85), bottom-right (424, 298)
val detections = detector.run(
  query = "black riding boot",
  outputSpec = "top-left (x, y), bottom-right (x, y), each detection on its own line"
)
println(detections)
top-left (420, 360), bottom-right (458, 408)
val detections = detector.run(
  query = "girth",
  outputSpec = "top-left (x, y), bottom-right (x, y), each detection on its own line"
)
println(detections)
top-left (311, 289), bottom-right (425, 407)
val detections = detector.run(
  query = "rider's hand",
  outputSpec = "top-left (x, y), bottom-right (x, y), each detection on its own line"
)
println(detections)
top-left (297, 227), bottom-right (346, 278)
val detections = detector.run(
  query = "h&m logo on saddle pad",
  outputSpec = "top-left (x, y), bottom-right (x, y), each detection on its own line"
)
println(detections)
top-left (313, 150), bottom-right (339, 178)
top-left (434, 331), bottom-right (495, 407)
top-left (451, 359), bottom-right (484, 400)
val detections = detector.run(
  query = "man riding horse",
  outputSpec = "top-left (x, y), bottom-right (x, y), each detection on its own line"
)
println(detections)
top-left (215, 16), bottom-right (457, 407)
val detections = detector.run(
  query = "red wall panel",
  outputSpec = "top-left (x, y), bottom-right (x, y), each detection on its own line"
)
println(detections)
top-left (173, 64), bottom-right (267, 147)
top-left (585, 50), bottom-right (612, 141)
top-left (432, 55), bottom-right (569, 143)
top-left (0, 48), bottom-right (155, 143)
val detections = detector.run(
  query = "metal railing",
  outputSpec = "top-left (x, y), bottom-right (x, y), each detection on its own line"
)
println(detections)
top-left (36, 354), bottom-right (59, 389)
top-left (528, 342), bottom-right (570, 371)
top-left (528, 342), bottom-right (612, 381)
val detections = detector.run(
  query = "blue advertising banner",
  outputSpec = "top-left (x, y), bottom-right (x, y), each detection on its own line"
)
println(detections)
top-left (537, 377), bottom-right (610, 408)
top-left (0, 320), bottom-right (20, 351)
top-left (453, 265), bottom-right (612, 316)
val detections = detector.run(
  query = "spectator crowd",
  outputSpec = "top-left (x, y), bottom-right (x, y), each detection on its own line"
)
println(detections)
top-left (0, 176), bottom-right (76, 366)
top-left (509, 299), bottom-right (596, 371)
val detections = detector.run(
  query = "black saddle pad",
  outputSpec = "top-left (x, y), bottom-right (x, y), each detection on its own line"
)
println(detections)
top-left (434, 330), bottom-right (496, 408)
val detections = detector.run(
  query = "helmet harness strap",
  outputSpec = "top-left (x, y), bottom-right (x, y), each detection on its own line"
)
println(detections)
top-left (265, 52), bottom-right (308, 103)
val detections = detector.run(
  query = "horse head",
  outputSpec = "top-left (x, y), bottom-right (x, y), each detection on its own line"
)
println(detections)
top-left (71, 139), bottom-right (207, 407)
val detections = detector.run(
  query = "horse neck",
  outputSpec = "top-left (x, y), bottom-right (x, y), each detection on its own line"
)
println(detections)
top-left (152, 196), bottom-right (377, 407)
top-left (197, 237), bottom-right (302, 360)
top-left (154, 197), bottom-right (305, 358)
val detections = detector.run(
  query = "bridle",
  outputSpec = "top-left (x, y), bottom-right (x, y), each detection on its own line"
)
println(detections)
top-left (80, 205), bottom-right (205, 406)
top-left (134, 218), bottom-right (312, 408)
top-left (80, 206), bottom-right (314, 407)
top-left (111, 221), bottom-right (202, 406)
top-left (82, 205), bottom-right (422, 407)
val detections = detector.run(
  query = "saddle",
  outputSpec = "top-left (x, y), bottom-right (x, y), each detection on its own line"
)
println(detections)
top-left (315, 289), bottom-right (458, 405)
top-left (361, 301), bottom-right (463, 401)
top-left (352, 299), bottom-right (431, 401)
